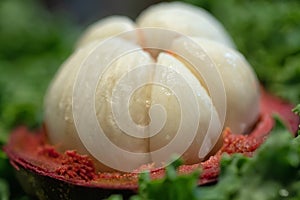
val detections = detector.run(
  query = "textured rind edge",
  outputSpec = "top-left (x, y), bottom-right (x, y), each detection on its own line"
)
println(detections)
top-left (3, 89), bottom-right (300, 199)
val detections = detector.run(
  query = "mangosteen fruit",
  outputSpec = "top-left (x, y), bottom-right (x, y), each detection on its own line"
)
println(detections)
top-left (3, 2), bottom-right (300, 200)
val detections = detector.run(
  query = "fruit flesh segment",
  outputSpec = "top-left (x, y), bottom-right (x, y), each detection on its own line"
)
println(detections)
top-left (44, 2), bottom-right (260, 172)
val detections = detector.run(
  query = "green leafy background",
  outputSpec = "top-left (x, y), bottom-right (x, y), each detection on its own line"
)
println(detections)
top-left (0, 0), bottom-right (78, 199)
top-left (0, 0), bottom-right (299, 199)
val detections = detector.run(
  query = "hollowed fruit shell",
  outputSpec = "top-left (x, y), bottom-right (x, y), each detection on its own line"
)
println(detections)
top-left (4, 90), bottom-right (300, 199)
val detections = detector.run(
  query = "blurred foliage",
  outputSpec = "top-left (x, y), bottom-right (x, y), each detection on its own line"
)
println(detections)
top-left (0, 178), bottom-right (10, 200)
top-left (0, 0), bottom-right (78, 198)
top-left (183, 0), bottom-right (300, 103)
top-left (0, 0), bottom-right (78, 142)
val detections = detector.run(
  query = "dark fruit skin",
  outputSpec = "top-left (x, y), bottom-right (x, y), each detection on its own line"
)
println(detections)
top-left (15, 167), bottom-right (135, 200)
top-left (3, 90), bottom-right (300, 200)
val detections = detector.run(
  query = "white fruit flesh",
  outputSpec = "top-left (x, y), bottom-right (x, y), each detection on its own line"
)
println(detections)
top-left (44, 2), bottom-right (259, 172)
top-left (151, 52), bottom-right (222, 164)
top-left (45, 42), bottom-right (99, 154)
top-left (172, 37), bottom-right (260, 134)
top-left (196, 38), bottom-right (260, 134)
top-left (136, 2), bottom-right (235, 48)
top-left (76, 16), bottom-right (136, 47)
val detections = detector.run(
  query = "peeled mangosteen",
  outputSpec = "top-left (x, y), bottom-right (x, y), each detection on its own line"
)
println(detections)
top-left (3, 2), bottom-right (300, 200)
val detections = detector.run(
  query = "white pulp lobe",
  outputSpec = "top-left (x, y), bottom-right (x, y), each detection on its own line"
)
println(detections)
top-left (170, 36), bottom-right (227, 137)
top-left (45, 42), bottom-right (100, 154)
top-left (136, 2), bottom-right (235, 48)
top-left (150, 52), bottom-right (221, 164)
top-left (76, 16), bottom-right (136, 47)
top-left (75, 38), bottom-right (155, 171)
top-left (190, 38), bottom-right (260, 134)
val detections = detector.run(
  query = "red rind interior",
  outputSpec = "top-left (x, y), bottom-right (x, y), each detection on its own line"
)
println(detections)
top-left (3, 90), bottom-right (300, 189)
